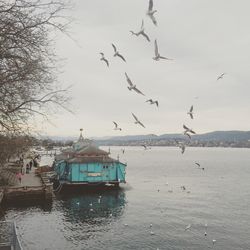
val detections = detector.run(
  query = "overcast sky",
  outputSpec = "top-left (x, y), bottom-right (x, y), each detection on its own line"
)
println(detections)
top-left (39, 0), bottom-right (250, 138)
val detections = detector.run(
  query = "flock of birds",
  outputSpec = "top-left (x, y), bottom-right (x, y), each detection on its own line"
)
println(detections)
top-left (99, 0), bottom-right (225, 159)
top-left (98, 0), bottom-right (227, 247)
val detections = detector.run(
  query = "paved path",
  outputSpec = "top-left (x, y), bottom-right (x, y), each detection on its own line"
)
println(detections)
top-left (15, 160), bottom-right (42, 187)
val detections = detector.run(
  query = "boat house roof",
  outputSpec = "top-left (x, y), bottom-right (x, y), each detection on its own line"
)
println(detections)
top-left (55, 129), bottom-right (116, 163)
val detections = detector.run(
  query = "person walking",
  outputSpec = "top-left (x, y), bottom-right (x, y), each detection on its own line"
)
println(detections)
top-left (26, 163), bottom-right (30, 174)
top-left (16, 172), bottom-right (22, 184)
top-left (29, 160), bottom-right (33, 170)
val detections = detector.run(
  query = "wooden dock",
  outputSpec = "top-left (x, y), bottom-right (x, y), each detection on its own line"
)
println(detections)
top-left (1, 165), bottom-right (53, 205)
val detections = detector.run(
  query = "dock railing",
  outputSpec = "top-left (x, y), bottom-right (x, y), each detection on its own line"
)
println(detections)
top-left (0, 221), bottom-right (23, 250)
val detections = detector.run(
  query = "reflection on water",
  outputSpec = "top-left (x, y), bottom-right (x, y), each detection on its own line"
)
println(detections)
top-left (58, 189), bottom-right (126, 224)
top-left (0, 189), bottom-right (127, 250)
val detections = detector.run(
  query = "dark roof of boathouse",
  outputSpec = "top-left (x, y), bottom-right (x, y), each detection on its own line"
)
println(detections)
top-left (76, 145), bottom-right (108, 156)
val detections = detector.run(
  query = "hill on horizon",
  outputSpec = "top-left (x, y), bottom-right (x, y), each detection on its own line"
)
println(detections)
top-left (42, 130), bottom-right (250, 143)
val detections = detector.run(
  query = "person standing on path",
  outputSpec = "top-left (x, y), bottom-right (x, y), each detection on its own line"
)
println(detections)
top-left (29, 160), bottom-right (33, 170)
top-left (16, 172), bottom-right (22, 184)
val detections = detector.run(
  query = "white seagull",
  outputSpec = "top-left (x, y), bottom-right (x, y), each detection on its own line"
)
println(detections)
top-left (100, 52), bottom-right (109, 67)
top-left (195, 162), bottom-right (205, 170)
top-left (217, 73), bottom-right (225, 80)
top-left (112, 43), bottom-right (126, 62)
top-left (184, 131), bottom-right (192, 139)
top-left (146, 99), bottom-right (159, 107)
top-left (153, 40), bottom-right (173, 61)
top-left (132, 113), bottom-right (145, 128)
top-left (183, 124), bottom-right (196, 134)
top-left (113, 121), bottom-right (122, 131)
top-left (147, 0), bottom-right (157, 26)
top-left (179, 143), bottom-right (186, 154)
top-left (125, 72), bottom-right (145, 95)
top-left (187, 105), bottom-right (194, 119)
top-left (185, 224), bottom-right (191, 231)
top-left (195, 162), bottom-right (200, 168)
top-left (130, 20), bottom-right (150, 42)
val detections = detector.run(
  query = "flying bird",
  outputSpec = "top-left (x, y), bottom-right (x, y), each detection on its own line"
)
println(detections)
top-left (113, 121), bottom-right (122, 131)
top-left (187, 105), bottom-right (194, 119)
top-left (183, 124), bottom-right (196, 134)
top-left (112, 43), bottom-right (126, 62)
top-left (146, 99), bottom-right (159, 107)
top-left (142, 144), bottom-right (148, 150)
top-left (125, 73), bottom-right (145, 95)
top-left (195, 162), bottom-right (205, 170)
top-left (184, 131), bottom-right (191, 139)
top-left (132, 113), bottom-right (145, 128)
top-left (100, 52), bottom-right (109, 67)
top-left (130, 20), bottom-right (150, 42)
top-left (217, 73), bottom-right (225, 80)
top-left (195, 162), bottom-right (200, 167)
top-left (179, 144), bottom-right (185, 154)
top-left (153, 40), bottom-right (173, 61)
top-left (185, 224), bottom-right (191, 231)
top-left (147, 0), bottom-right (157, 26)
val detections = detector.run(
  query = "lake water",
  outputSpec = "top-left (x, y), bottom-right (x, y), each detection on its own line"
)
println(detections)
top-left (1, 147), bottom-right (250, 250)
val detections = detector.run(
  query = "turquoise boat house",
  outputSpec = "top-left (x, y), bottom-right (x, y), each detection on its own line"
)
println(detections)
top-left (54, 130), bottom-right (126, 188)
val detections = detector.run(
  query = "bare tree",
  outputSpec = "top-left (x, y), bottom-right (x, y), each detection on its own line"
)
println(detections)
top-left (0, 0), bottom-right (71, 134)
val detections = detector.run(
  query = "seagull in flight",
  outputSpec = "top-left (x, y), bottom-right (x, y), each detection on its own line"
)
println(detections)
top-left (147, 0), bottom-right (157, 26)
top-left (130, 20), bottom-right (150, 42)
top-left (217, 73), bottom-right (226, 80)
top-left (153, 40), bottom-right (173, 61)
top-left (175, 141), bottom-right (186, 154)
top-left (183, 124), bottom-right (196, 134)
top-left (187, 105), bottom-right (194, 119)
top-left (195, 162), bottom-right (205, 170)
top-left (142, 144), bottom-right (148, 150)
top-left (132, 113), bottom-right (145, 128)
top-left (184, 131), bottom-right (192, 139)
top-left (100, 52), bottom-right (109, 67)
top-left (125, 72), bottom-right (145, 95)
top-left (146, 99), bottom-right (159, 107)
top-left (180, 144), bottom-right (185, 154)
top-left (112, 43), bottom-right (126, 62)
top-left (185, 224), bottom-right (191, 231)
top-left (195, 162), bottom-right (200, 168)
top-left (113, 121), bottom-right (122, 131)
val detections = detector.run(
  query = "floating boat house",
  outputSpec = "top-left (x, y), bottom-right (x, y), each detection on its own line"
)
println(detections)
top-left (54, 130), bottom-right (126, 188)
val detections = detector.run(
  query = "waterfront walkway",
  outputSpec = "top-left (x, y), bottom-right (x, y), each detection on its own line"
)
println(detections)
top-left (16, 165), bottom-right (42, 188)
top-left (7, 158), bottom-right (43, 188)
